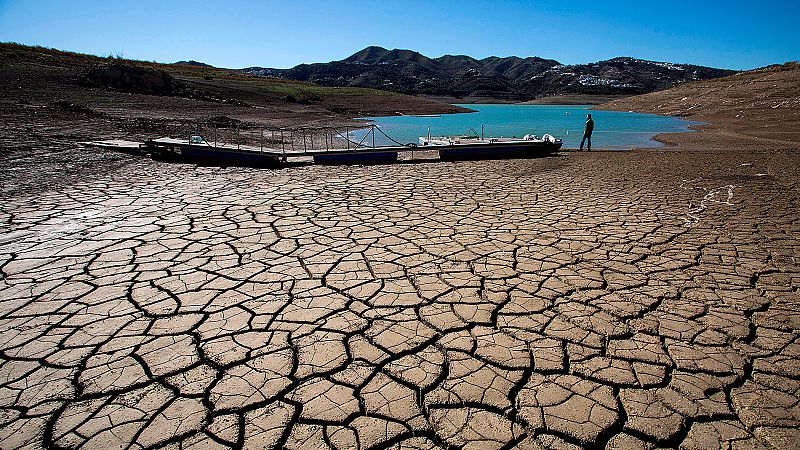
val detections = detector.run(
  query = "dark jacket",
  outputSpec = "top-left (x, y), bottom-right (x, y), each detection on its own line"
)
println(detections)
top-left (584, 118), bottom-right (594, 135)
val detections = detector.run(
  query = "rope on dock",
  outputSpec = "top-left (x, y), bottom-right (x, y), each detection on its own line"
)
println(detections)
top-left (373, 125), bottom-right (411, 147)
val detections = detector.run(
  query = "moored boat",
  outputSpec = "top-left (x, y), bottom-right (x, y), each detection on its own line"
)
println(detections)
top-left (419, 133), bottom-right (562, 161)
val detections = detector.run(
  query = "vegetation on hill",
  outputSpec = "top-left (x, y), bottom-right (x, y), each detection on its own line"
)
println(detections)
top-left (243, 46), bottom-right (737, 101)
top-left (0, 42), bottom-right (468, 126)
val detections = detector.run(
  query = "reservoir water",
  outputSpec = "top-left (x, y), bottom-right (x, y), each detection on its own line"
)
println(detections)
top-left (359, 104), bottom-right (700, 149)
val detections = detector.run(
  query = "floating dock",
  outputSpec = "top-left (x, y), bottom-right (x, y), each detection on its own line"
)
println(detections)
top-left (83, 137), bottom-right (560, 166)
top-left (81, 123), bottom-right (562, 167)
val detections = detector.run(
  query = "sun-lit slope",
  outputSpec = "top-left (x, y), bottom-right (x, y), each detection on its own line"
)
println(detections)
top-left (0, 43), bottom-right (468, 125)
top-left (600, 62), bottom-right (800, 143)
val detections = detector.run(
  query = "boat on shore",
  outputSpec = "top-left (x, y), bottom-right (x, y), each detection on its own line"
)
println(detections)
top-left (81, 123), bottom-right (562, 167)
top-left (419, 132), bottom-right (562, 161)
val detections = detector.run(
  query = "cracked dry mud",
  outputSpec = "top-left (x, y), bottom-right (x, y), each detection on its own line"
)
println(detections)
top-left (1, 147), bottom-right (799, 449)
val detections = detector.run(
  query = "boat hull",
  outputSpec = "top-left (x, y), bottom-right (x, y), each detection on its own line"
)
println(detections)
top-left (437, 141), bottom-right (561, 161)
top-left (156, 145), bottom-right (282, 167)
top-left (313, 151), bottom-right (398, 165)
top-left (89, 136), bottom-right (562, 168)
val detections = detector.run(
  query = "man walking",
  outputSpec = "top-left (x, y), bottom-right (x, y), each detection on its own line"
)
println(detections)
top-left (580, 113), bottom-right (594, 151)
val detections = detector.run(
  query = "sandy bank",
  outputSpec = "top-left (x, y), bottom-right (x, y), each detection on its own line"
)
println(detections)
top-left (595, 62), bottom-right (800, 150)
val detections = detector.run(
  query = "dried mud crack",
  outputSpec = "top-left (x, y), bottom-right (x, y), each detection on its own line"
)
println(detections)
top-left (1, 144), bottom-right (799, 449)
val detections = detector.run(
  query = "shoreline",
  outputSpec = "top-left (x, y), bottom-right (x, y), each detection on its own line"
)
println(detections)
top-left (594, 62), bottom-right (800, 151)
top-left (419, 93), bottom-right (630, 106)
top-left (365, 102), bottom-right (701, 151)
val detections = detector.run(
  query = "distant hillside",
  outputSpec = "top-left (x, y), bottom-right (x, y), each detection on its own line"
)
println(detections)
top-left (243, 46), bottom-right (737, 101)
top-left (0, 43), bottom-right (468, 128)
top-left (173, 60), bottom-right (213, 67)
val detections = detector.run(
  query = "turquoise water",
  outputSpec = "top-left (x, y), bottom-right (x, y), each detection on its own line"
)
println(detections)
top-left (359, 104), bottom-right (700, 149)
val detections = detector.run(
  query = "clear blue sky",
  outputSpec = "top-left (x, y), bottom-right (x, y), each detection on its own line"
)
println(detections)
top-left (1, 0), bottom-right (797, 70)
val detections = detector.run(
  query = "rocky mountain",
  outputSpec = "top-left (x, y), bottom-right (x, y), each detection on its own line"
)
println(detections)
top-left (242, 46), bottom-right (736, 100)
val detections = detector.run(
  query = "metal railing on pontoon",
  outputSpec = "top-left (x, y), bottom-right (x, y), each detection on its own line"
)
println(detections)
top-left (157, 120), bottom-right (411, 157)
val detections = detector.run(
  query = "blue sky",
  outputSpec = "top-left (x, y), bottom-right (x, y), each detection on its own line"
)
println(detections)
top-left (0, 0), bottom-right (797, 70)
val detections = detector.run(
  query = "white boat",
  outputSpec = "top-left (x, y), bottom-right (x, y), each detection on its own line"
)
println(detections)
top-left (417, 128), bottom-right (562, 161)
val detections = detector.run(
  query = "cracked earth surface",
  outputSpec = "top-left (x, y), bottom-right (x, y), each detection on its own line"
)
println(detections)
top-left (1, 148), bottom-right (799, 449)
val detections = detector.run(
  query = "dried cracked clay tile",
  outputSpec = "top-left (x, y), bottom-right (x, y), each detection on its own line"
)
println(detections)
top-left (1, 151), bottom-right (799, 449)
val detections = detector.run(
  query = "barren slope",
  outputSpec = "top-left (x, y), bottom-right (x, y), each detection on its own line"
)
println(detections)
top-left (0, 43), bottom-right (467, 194)
top-left (0, 43), bottom-right (467, 125)
top-left (600, 62), bottom-right (800, 146)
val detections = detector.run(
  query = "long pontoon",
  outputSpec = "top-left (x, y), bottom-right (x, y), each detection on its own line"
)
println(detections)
top-left (82, 122), bottom-right (562, 166)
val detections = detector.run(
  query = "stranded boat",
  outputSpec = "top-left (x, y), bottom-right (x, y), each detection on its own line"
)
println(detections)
top-left (81, 123), bottom-right (562, 167)
top-left (418, 132), bottom-right (562, 161)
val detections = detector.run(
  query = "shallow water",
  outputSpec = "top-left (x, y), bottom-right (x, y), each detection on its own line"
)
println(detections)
top-left (359, 104), bottom-right (701, 149)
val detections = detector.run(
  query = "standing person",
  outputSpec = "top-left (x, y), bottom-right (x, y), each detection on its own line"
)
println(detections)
top-left (580, 114), bottom-right (594, 151)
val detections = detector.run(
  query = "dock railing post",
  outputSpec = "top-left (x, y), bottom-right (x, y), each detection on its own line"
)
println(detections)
top-left (237, 123), bottom-right (240, 150)
top-left (345, 127), bottom-right (350, 150)
top-left (302, 130), bottom-right (307, 153)
top-left (214, 124), bottom-right (217, 147)
top-left (372, 125), bottom-right (375, 148)
top-left (260, 127), bottom-right (264, 153)
top-left (280, 130), bottom-right (285, 153)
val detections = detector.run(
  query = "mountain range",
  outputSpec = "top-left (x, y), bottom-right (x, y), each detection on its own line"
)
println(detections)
top-left (239, 46), bottom-right (736, 101)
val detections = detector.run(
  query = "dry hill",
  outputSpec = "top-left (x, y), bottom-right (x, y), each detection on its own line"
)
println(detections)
top-left (601, 62), bottom-right (800, 146)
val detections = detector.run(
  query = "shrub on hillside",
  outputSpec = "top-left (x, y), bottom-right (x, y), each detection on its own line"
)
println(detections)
top-left (80, 63), bottom-right (188, 96)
